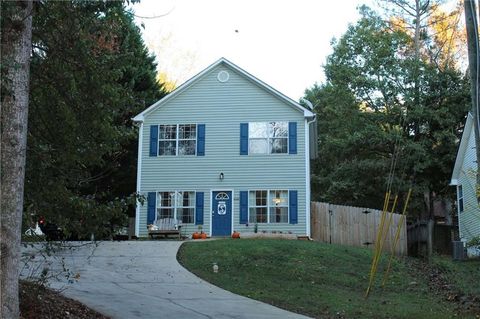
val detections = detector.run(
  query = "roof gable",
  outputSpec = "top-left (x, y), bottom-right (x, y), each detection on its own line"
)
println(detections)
top-left (132, 58), bottom-right (315, 122)
top-left (451, 113), bottom-right (474, 185)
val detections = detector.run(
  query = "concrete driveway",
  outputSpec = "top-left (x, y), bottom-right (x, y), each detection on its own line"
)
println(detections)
top-left (22, 241), bottom-right (310, 319)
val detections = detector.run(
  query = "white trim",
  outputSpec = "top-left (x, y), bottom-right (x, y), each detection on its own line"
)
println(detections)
top-left (209, 189), bottom-right (234, 236)
top-left (451, 113), bottom-right (473, 184)
top-left (132, 57), bottom-right (315, 123)
top-left (305, 118), bottom-right (311, 237)
top-left (135, 123), bottom-right (143, 237)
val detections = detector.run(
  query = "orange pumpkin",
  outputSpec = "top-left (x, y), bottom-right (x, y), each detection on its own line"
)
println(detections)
top-left (200, 233), bottom-right (207, 239)
top-left (192, 232), bottom-right (202, 239)
top-left (231, 231), bottom-right (240, 239)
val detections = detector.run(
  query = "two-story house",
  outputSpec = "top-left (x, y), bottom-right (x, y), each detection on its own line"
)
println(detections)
top-left (132, 58), bottom-right (316, 238)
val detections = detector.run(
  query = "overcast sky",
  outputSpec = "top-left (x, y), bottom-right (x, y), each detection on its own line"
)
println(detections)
top-left (131, 0), bottom-right (373, 101)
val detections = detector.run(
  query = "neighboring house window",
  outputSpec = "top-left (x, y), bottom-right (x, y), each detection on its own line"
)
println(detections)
top-left (458, 185), bottom-right (464, 213)
top-left (157, 191), bottom-right (195, 223)
top-left (249, 190), bottom-right (288, 223)
top-left (158, 124), bottom-right (196, 156)
top-left (249, 122), bottom-right (288, 154)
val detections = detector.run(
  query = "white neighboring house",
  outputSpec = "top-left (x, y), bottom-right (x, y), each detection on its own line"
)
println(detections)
top-left (451, 113), bottom-right (480, 256)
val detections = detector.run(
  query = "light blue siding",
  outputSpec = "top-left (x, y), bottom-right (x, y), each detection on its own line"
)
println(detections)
top-left (457, 126), bottom-right (480, 242)
top-left (138, 63), bottom-right (307, 237)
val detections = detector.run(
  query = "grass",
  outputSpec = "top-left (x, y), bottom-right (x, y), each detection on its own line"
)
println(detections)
top-left (432, 254), bottom-right (480, 296)
top-left (177, 239), bottom-right (479, 319)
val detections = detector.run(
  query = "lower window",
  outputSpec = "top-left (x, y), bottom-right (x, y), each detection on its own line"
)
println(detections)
top-left (249, 190), bottom-right (288, 223)
top-left (157, 191), bottom-right (195, 224)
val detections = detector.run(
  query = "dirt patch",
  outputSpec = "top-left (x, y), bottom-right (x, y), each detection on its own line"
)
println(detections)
top-left (20, 280), bottom-right (109, 319)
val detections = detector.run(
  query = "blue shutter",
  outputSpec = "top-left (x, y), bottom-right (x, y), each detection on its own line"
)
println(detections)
top-left (147, 192), bottom-right (156, 225)
top-left (289, 190), bottom-right (298, 224)
top-left (197, 124), bottom-right (205, 156)
top-left (195, 192), bottom-right (204, 225)
top-left (240, 123), bottom-right (248, 155)
top-left (289, 122), bottom-right (297, 154)
top-left (240, 191), bottom-right (248, 224)
top-left (149, 125), bottom-right (158, 157)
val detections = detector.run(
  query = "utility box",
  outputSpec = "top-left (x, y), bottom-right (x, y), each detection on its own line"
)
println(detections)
top-left (452, 241), bottom-right (466, 261)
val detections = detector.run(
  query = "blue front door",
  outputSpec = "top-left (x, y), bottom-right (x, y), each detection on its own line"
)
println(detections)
top-left (212, 191), bottom-right (232, 236)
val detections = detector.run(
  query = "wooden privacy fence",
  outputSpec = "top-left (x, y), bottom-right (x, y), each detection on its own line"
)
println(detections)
top-left (310, 202), bottom-right (407, 255)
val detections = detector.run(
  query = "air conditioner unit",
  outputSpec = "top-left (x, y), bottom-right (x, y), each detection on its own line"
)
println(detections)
top-left (452, 241), bottom-right (466, 261)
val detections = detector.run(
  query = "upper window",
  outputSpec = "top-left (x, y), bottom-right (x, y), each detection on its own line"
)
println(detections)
top-left (157, 191), bottom-right (195, 223)
top-left (159, 124), bottom-right (196, 156)
top-left (249, 190), bottom-right (288, 223)
top-left (249, 122), bottom-right (288, 154)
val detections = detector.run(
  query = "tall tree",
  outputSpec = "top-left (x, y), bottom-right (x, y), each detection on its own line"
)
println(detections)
top-left (306, 7), bottom-right (470, 215)
top-left (24, 1), bottom-right (165, 238)
top-left (1, 1), bottom-right (33, 317)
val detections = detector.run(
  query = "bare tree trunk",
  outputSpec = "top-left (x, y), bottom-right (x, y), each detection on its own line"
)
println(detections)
top-left (464, 0), bottom-right (480, 200)
top-left (1, 1), bottom-right (33, 318)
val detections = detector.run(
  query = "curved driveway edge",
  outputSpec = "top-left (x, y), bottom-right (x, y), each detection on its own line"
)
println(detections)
top-left (26, 241), bottom-right (311, 319)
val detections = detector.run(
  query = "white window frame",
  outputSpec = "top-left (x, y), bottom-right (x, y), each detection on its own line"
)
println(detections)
top-left (158, 124), bottom-right (197, 156)
top-left (248, 122), bottom-right (288, 155)
top-left (248, 189), bottom-right (289, 223)
top-left (156, 191), bottom-right (196, 224)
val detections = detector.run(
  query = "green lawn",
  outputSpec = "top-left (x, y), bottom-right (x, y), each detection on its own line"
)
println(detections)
top-left (177, 239), bottom-right (479, 319)
top-left (432, 254), bottom-right (480, 296)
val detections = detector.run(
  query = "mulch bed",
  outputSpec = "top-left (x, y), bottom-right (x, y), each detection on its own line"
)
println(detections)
top-left (20, 280), bottom-right (110, 319)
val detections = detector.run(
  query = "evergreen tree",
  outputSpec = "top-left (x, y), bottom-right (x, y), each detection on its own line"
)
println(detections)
top-left (306, 7), bottom-right (470, 215)
top-left (25, 1), bottom-right (165, 237)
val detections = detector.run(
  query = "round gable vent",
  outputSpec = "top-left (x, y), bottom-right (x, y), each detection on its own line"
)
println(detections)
top-left (217, 70), bottom-right (230, 83)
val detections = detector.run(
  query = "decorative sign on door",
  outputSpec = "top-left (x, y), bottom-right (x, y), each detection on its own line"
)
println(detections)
top-left (217, 201), bottom-right (226, 215)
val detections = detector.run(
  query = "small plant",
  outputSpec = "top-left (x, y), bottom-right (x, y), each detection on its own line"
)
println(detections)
top-left (254, 223), bottom-right (258, 233)
top-left (466, 236), bottom-right (480, 256)
top-left (466, 236), bottom-right (480, 248)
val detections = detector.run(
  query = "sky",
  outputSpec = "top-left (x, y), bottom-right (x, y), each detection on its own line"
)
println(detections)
top-left (131, 0), bottom-right (373, 101)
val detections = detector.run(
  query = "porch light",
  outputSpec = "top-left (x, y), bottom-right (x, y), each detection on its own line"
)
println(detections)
top-left (219, 172), bottom-right (224, 180)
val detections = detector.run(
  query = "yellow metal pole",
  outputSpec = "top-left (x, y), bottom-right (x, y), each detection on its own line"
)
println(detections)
top-left (365, 191), bottom-right (391, 298)
top-left (381, 188), bottom-right (412, 287)
top-left (381, 194), bottom-right (398, 253)
top-left (371, 192), bottom-right (390, 268)
top-left (370, 194), bottom-right (397, 291)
